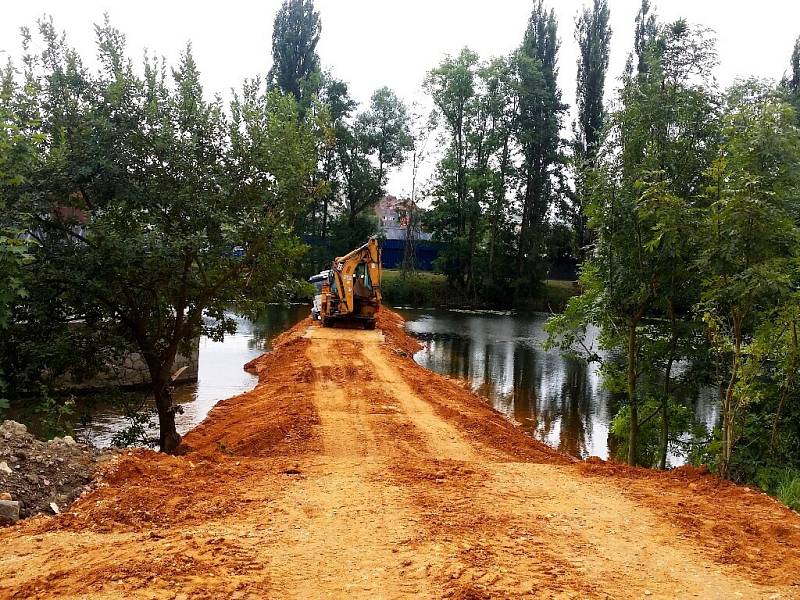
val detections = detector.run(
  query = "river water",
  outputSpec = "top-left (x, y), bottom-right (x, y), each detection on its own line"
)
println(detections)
top-left (396, 308), bottom-right (719, 462)
top-left (72, 305), bottom-right (718, 462)
top-left (76, 305), bottom-right (310, 446)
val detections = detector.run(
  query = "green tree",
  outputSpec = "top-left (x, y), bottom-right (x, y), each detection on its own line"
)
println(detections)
top-left (0, 64), bottom-right (35, 331)
top-left (781, 35), bottom-right (800, 125)
top-left (268, 0), bottom-right (321, 107)
top-left (547, 20), bottom-right (719, 466)
top-left (514, 0), bottom-right (567, 301)
top-left (425, 48), bottom-right (479, 280)
top-left (336, 124), bottom-right (382, 229)
top-left (332, 86), bottom-right (410, 241)
top-left (5, 19), bottom-right (320, 451)
top-left (628, 0), bottom-right (658, 76)
top-left (302, 73), bottom-right (355, 251)
top-left (425, 49), bottom-right (518, 302)
top-left (573, 0), bottom-right (611, 256)
top-left (0, 68), bottom-right (39, 408)
top-left (699, 81), bottom-right (800, 478)
top-left (357, 87), bottom-right (413, 186)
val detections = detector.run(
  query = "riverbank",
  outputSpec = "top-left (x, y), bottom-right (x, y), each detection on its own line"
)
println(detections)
top-left (381, 269), bottom-right (577, 311)
top-left (1, 309), bottom-right (798, 598)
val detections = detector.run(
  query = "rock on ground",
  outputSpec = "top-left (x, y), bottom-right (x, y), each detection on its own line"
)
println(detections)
top-left (0, 420), bottom-right (117, 521)
top-left (0, 500), bottom-right (19, 525)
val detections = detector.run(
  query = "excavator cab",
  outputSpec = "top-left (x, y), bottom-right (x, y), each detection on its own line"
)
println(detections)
top-left (317, 238), bottom-right (382, 329)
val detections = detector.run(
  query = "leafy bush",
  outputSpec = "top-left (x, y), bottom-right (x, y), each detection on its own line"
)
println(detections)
top-left (380, 270), bottom-right (452, 307)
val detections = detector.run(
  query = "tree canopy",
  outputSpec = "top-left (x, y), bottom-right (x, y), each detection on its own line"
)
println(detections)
top-left (269, 0), bottom-right (322, 106)
top-left (1, 17), bottom-right (320, 450)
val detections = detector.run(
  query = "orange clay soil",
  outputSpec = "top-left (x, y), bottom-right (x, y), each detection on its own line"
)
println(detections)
top-left (1, 309), bottom-right (799, 600)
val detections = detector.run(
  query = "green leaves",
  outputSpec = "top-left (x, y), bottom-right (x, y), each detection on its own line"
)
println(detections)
top-left (268, 0), bottom-right (321, 107)
top-left (1, 17), bottom-right (323, 446)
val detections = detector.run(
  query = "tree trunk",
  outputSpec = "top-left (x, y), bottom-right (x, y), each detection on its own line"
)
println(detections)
top-left (322, 192), bottom-right (329, 239)
top-left (660, 301), bottom-right (679, 470)
top-left (627, 321), bottom-right (639, 466)
top-left (720, 313), bottom-right (742, 479)
top-left (143, 343), bottom-right (183, 454)
top-left (154, 381), bottom-right (182, 453)
top-left (771, 317), bottom-right (797, 452)
top-left (488, 133), bottom-right (510, 287)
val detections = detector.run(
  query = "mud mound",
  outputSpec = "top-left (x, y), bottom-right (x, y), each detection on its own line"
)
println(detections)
top-left (378, 309), bottom-right (571, 465)
top-left (376, 308), bottom-right (422, 356)
top-left (183, 330), bottom-right (321, 457)
top-left (0, 420), bottom-right (117, 521)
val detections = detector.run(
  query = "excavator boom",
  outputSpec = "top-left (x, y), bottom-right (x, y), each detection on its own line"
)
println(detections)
top-left (311, 238), bottom-right (382, 329)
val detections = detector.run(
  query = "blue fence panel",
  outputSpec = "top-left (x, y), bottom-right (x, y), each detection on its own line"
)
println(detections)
top-left (380, 239), bottom-right (444, 271)
top-left (302, 236), bottom-right (445, 272)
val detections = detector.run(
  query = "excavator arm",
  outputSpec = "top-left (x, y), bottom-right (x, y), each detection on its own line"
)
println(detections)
top-left (330, 238), bottom-right (381, 315)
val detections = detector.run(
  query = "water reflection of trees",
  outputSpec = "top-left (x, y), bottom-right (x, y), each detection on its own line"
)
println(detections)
top-left (403, 310), bottom-right (719, 462)
top-left (416, 332), bottom-right (606, 459)
top-left (247, 305), bottom-right (310, 351)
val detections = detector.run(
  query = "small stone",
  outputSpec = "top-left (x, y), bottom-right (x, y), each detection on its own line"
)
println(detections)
top-left (62, 436), bottom-right (76, 446)
top-left (0, 500), bottom-right (20, 524)
top-left (49, 502), bottom-right (60, 514)
top-left (644, 591), bottom-right (652, 597)
top-left (0, 462), bottom-right (12, 475)
top-left (0, 492), bottom-right (11, 501)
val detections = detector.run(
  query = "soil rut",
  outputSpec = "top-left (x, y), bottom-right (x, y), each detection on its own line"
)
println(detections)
top-left (1, 310), bottom-right (799, 599)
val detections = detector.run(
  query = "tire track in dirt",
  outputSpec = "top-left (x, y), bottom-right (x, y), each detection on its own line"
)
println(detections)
top-left (359, 340), bottom-right (479, 462)
top-left (329, 323), bottom-right (793, 599)
top-left (251, 328), bottom-right (439, 598)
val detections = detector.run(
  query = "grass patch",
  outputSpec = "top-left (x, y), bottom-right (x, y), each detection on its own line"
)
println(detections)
top-left (751, 465), bottom-right (800, 512)
top-left (543, 279), bottom-right (578, 312)
top-left (777, 470), bottom-right (800, 511)
top-left (512, 279), bottom-right (578, 312)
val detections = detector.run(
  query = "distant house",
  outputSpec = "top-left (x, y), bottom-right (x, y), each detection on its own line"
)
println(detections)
top-left (374, 195), bottom-right (432, 241)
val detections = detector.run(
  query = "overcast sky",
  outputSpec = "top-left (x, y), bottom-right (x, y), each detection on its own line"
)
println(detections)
top-left (2, 0), bottom-right (799, 197)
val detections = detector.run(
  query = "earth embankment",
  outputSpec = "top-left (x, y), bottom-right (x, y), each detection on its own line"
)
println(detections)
top-left (1, 309), bottom-right (798, 599)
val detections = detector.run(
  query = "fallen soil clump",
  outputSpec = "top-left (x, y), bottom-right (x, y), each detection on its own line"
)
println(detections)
top-left (0, 420), bottom-right (118, 522)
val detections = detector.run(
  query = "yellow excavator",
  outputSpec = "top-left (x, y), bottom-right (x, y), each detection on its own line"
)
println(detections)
top-left (309, 238), bottom-right (382, 329)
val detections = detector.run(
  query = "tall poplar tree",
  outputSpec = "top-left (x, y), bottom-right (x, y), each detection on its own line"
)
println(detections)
top-left (573, 0), bottom-right (611, 255)
top-left (268, 0), bottom-right (321, 106)
top-left (514, 0), bottom-right (566, 299)
top-left (784, 35), bottom-right (800, 123)
top-left (629, 0), bottom-right (658, 76)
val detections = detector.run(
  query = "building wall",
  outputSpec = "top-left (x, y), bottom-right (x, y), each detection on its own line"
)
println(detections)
top-left (374, 196), bottom-right (432, 241)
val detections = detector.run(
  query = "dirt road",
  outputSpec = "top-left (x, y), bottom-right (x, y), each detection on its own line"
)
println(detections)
top-left (2, 310), bottom-right (799, 599)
